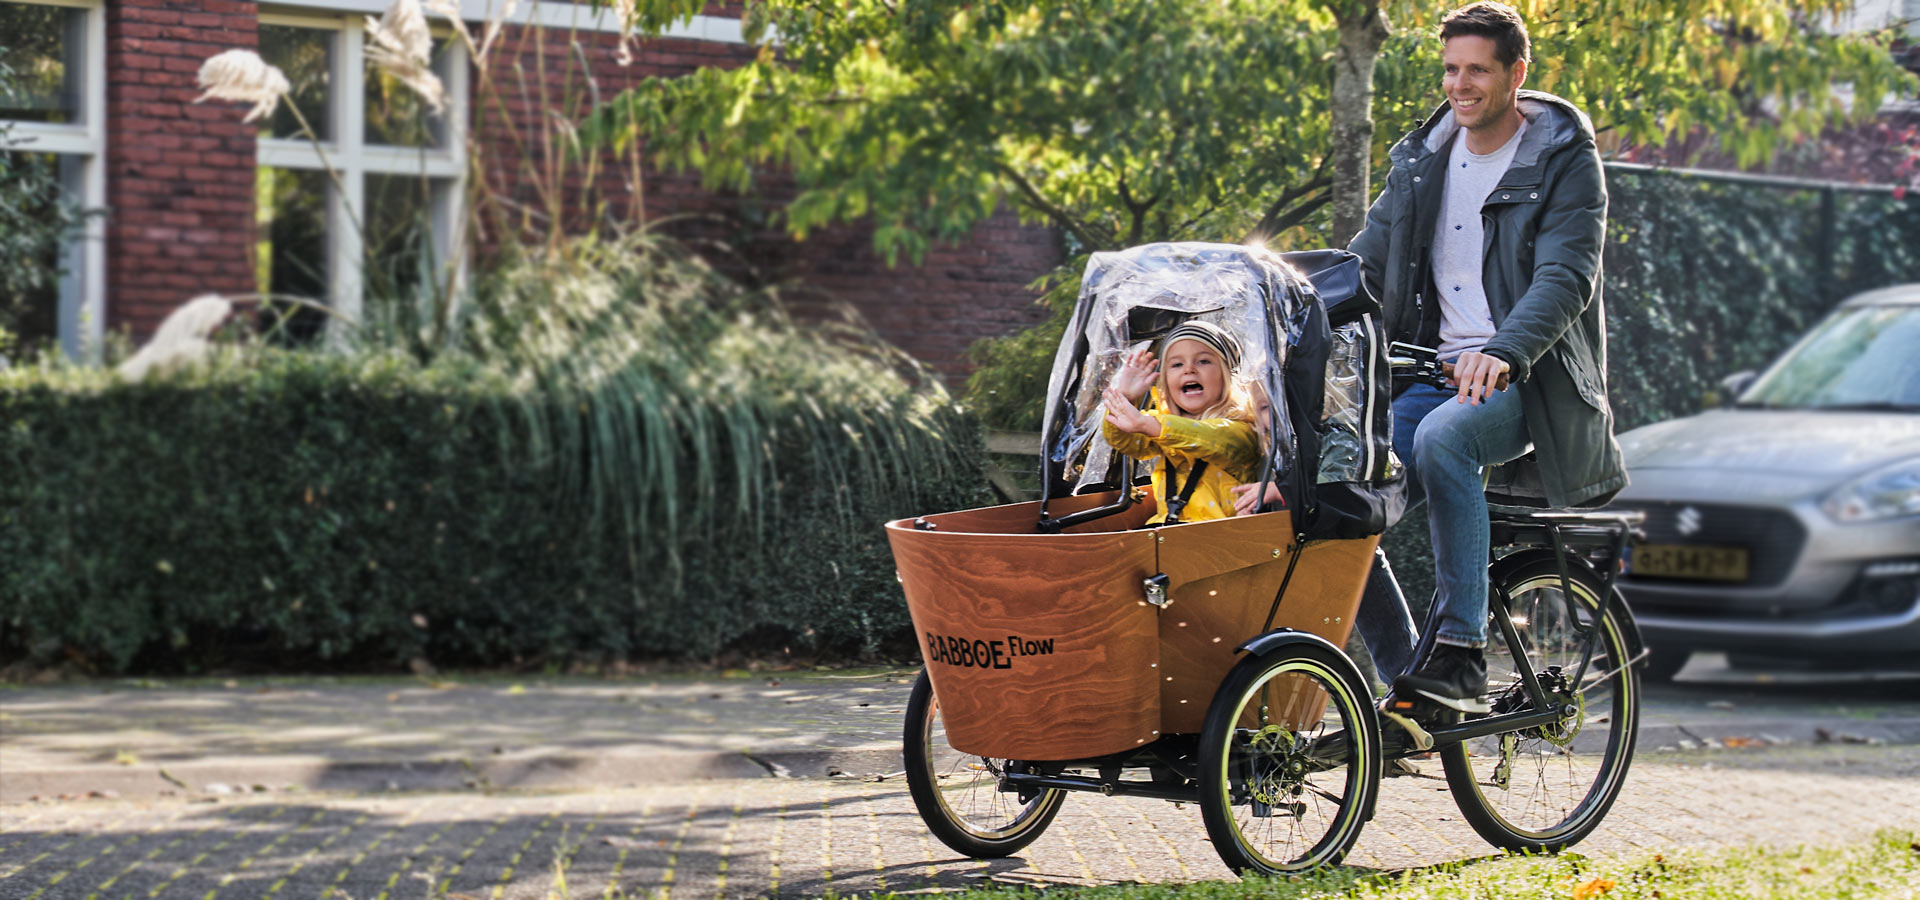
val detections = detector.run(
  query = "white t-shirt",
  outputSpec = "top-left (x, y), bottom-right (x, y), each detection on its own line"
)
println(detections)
top-left (1432, 119), bottom-right (1527, 359)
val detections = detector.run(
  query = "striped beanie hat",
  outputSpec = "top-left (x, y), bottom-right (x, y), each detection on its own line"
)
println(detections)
top-left (1159, 319), bottom-right (1243, 373)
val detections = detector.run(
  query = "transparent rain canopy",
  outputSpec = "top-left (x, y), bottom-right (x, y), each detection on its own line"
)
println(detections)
top-left (1320, 320), bottom-right (1385, 484)
top-left (1042, 243), bottom-right (1312, 496)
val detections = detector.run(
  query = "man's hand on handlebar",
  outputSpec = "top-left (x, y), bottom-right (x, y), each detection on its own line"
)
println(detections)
top-left (1450, 350), bottom-right (1512, 406)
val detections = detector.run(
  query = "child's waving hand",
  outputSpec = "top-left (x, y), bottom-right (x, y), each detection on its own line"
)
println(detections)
top-left (1103, 385), bottom-right (1163, 437)
top-left (1110, 347), bottom-right (1158, 405)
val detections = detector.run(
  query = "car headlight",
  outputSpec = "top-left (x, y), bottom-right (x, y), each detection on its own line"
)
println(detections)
top-left (1822, 458), bottom-right (1920, 523)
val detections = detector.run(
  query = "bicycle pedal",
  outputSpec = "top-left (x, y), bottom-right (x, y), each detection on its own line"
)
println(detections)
top-left (1379, 710), bottom-right (1435, 752)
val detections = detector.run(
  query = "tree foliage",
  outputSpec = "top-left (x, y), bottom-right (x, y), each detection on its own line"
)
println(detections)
top-left (593, 0), bottom-right (1344, 263)
top-left (599, 0), bottom-right (1915, 261)
top-left (593, 0), bottom-right (1916, 428)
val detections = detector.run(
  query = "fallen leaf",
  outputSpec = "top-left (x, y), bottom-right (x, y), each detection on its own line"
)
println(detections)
top-left (114, 749), bottom-right (139, 766)
top-left (1572, 877), bottom-right (1617, 900)
top-left (507, 684), bottom-right (526, 696)
top-left (1721, 736), bottom-right (1764, 748)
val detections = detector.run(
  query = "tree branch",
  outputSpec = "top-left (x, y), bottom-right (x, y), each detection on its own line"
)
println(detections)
top-left (1171, 201), bottom-right (1220, 238)
top-left (1250, 160), bottom-right (1333, 239)
top-left (1255, 190), bottom-right (1333, 239)
top-left (1116, 169), bottom-right (1163, 246)
top-left (994, 160), bottom-right (1112, 250)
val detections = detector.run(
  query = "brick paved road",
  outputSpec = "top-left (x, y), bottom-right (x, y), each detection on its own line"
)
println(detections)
top-left (4, 744), bottom-right (1917, 900)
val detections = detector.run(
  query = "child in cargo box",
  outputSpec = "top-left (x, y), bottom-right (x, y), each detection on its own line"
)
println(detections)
top-left (1101, 320), bottom-right (1262, 524)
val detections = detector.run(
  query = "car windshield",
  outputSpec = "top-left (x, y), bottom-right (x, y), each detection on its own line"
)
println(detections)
top-left (1741, 304), bottom-right (1920, 411)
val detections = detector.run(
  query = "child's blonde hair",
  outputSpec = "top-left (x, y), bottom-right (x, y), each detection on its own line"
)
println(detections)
top-left (1245, 378), bottom-right (1274, 456)
top-left (1156, 320), bottom-right (1258, 425)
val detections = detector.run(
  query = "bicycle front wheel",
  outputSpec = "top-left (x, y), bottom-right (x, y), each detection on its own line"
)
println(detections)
top-left (902, 670), bottom-right (1065, 858)
top-left (1441, 553), bottom-right (1640, 852)
top-left (1198, 642), bottom-right (1380, 874)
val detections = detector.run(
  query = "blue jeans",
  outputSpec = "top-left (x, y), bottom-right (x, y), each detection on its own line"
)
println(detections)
top-left (1353, 381), bottom-right (1531, 681)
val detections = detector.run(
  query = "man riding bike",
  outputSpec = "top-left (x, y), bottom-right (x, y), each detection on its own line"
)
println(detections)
top-left (1344, 1), bottom-right (1627, 723)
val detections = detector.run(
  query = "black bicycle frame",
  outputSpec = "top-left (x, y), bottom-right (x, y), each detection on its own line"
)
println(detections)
top-left (1418, 511), bottom-right (1644, 754)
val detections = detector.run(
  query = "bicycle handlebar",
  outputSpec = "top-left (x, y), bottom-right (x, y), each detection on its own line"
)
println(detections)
top-left (1388, 342), bottom-right (1511, 392)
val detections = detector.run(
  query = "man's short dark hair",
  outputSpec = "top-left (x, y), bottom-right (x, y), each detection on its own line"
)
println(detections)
top-left (1439, 2), bottom-right (1531, 69)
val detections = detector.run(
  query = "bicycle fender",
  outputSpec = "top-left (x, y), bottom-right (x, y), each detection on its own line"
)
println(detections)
top-left (1236, 627), bottom-right (1345, 664)
top-left (1489, 549), bottom-right (1648, 663)
top-left (1235, 630), bottom-right (1380, 729)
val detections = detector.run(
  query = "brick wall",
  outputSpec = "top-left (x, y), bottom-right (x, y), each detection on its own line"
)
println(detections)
top-left (105, 0), bottom-right (260, 338)
top-left (96, 7), bottom-right (1058, 384)
top-left (475, 25), bottom-right (1059, 388)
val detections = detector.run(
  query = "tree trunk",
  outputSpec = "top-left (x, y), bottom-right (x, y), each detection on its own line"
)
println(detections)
top-left (1329, 4), bottom-right (1391, 246)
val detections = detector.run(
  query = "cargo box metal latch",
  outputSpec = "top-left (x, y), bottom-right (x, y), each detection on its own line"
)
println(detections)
top-left (1143, 573), bottom-right (1171, 609)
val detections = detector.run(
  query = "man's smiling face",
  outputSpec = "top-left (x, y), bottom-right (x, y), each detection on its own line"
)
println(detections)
top-left (1442, 34), bottom-right (1525, 138)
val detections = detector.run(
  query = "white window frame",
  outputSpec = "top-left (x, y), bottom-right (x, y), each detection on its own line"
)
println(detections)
top-left (256, 9), bottom-right (469, 332)
top-left (2, 0), bottom-right (106, 361)
top-left (266, 1), bottom-right (746, 44)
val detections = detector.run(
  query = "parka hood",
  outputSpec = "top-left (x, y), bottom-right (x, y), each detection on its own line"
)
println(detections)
top-left (1391, 90), bottom-right (1597, 173)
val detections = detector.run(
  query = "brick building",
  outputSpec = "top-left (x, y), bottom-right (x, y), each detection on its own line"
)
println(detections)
top-left (0, 0), bottom-right (1058, 386)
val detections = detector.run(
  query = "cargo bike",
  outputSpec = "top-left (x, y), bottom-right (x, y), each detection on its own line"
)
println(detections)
top-left (885, 243), bottom-right (1646, 875)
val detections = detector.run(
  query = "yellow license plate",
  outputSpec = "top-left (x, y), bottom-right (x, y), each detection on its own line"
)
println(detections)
top-left (1629, 543), bottom-right (1750, 582)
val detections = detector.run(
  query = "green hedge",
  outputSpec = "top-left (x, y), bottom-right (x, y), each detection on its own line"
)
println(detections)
top-left (0, 350), bottom-right (988, 674)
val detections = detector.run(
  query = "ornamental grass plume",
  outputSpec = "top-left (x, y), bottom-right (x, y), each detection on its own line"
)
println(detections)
top-left (610, 0), bottom-right (639, 65)
top-left (366, 0), bottom-right (446, 113)
top-left (194, 49), bottom-right (291, 124)
top-left (426, 0), bottom-right (518, 65)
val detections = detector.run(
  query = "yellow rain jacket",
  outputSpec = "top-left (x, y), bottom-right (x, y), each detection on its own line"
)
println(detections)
top-left (1103, 411), bottom-right (1262, 524)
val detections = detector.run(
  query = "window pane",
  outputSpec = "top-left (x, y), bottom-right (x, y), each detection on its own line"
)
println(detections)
top-left (257, 24), bottom-right (332, 141)
top-left (364, 42), bottom-right (450, 148)
top-left (0, 3), bottom-right (84, 124)
top-left (254, 166), bottom-right (330, 344)
top-left (364, 173), bottom-right (445, 309)
top-left (0, 150), bottom-right (73, 355)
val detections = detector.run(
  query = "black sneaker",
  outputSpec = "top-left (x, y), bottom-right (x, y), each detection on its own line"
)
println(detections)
top-left (1393, 643), bottom-right (1490, 714)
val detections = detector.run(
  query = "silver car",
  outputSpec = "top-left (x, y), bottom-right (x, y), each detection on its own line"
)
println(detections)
top-left (1608, 283), bottom-right (1920, 679)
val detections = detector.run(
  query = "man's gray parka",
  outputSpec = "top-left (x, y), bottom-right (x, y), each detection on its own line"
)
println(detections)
top-left (1348, 89), bottom-right (1626, 508)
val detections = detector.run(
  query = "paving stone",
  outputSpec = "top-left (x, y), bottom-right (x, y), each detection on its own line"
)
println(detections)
top-left (4, 745), bottom-right (1918, 899)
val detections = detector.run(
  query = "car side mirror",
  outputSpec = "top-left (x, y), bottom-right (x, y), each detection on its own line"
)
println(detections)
top-left (1716, 370), bottom-right (1758, 407)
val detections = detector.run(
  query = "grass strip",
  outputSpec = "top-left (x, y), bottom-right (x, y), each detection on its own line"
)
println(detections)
top-left (848, 830), bottom-right (1920, 900)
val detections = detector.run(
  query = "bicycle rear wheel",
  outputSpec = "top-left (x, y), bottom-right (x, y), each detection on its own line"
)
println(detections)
top-left (1440, 553), bottom-right (1639, 852)
top-left (903, 670), bottom-right (1065, 857)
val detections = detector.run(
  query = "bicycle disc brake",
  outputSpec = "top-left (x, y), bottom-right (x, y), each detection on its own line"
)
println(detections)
top-left (1242, 725), bottom-right (1308, 816)
top-left (1527, 668), bottom-right (1584, 747)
